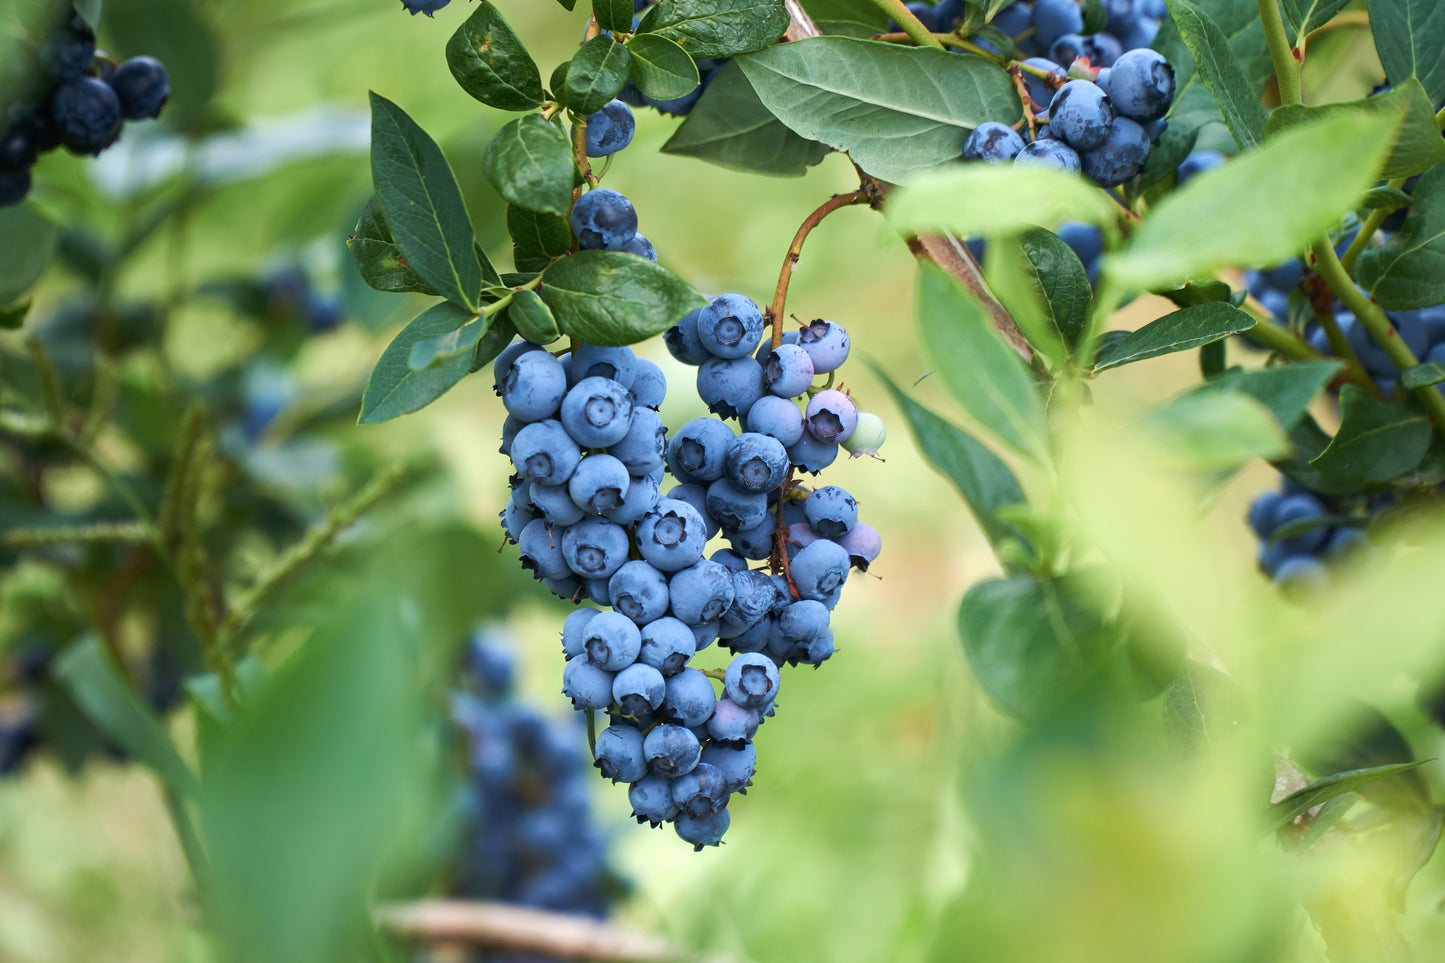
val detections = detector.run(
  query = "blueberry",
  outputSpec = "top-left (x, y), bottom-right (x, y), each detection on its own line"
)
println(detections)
top-left (663, 667), bottom-right (717, 727)
top-left (963, 121), bottom-right (1026, 162)
top-left (613, 663), bottom-right (667, 718)
top-left (561, 608), bottom-right (600, 658)
top-left (706, 698), bottom-right (760, 744)
top-left (1014, 139), bottom-right (1082, 173)
top-left (644, 84), bottom-right (704, 116)
top-left (561, 516), bottom-right (631, 579)
top-left (1090, 32), bottom-right (1124, 67)
top-left (50, 76), bottom-right (123, 155)
top-left (561, 376), bottom-right (635, 448)
top-left (697, 294), bottom-right (766, 360)
top-left (991, 1), bottom-right (1032, 37)
top-left (1177, 150), bottom-right (1225, 186)
top-left (583, 610), bottom-right (643, 671)
top-left (629, 773), bottom-right (680, 825)
top-left (637, 617), bottom-right (697, 676)
top-left (1272, 493), bottom-right (1329, 554)
top-left (728, 615), bottom-right (775, 653)
top-left (0, 168), bottom-right (32, 208)
top-left (697, 356), bottom-right (765, 420)
top-left (778, 598), bottom-right (830, 649)
top-left (839, 521), bottom-right (882, 570)
top-left (1105, 48), bottom-right (1176, 122)
top-left (805, 390), bottom-right (859, 444)
top-left (724, 652), bottom-right (780, 710)
top-left (501, 489), bottom-right (538, 543)
top-left (400, 0), bottom-right (451, 14)
top-left (668, 559), bottom-right (736, 624)
top-left (637, 499), bottom-right (709, 571)
top-left (1049, 81), bottom-right (1115, 152)
top-left (1031, 0), bottom-right (1084, 48)
top-left (720, 570), bottom-right (777, 637)
top-left (1021, 58), bottom-right (1067, 111)
top-left (570, 188), bottom-right (638, 250)
top-left (790, 538), bottom-right (850, 603)
top-left (756, 328), bottom-right (799, 362)
top-left (563, 654), bottom-right (615, 710)
top-left (725, 432), bottom-right (789, 493)
top-left (1048, 33), bottom-right (1092, 67)
top-left (797, 320), bottom-right (850, 373)
top-left (670, 761), bottom-right (730, 818)
top-left (666, 483), bottom-right (722, 539)
top-left (492, 339), bottom-right (547, 391)
top-left (608, 559), bottom-right (672, 624)
top-left (584, 99), bottom-right (636, 157)
top-left (804, 486), bottom-right (858, 539)
top-left (628, 358), bottom-right (667, 409)
top-left (571, 343), bottom-right (638, 386)
top-left (1116, 14), bottom-right (1161, 50)
top-left (531, 480), bottom-right (587, 526)
top-left (787, 432), bottom-right (839, 474)
top-left (711, 547), bottom-right (749, 572)
top-left (935, 0), bottom-right (967, 29)
top-left (40, 15), bottom-right (95, 80)
top-left (666, 417), bottom-right (735, 482)
top-left (500, 350), bottom-right (568, 422)
top-left (675, 808), bottom-right (730, 850)
top-left (705, 479), bottom-right (769, 532)
top-left (1248, 491), bottom-right (1283, 538)
top-left (518, 518), bottom-right (571, 580)
top-left (567, 453), bottom-right (631, 515)
top-left (666, 308), bottom-right (712, 365)
top-left (761, 343), bottom-right (815, 397)
top-left (1274, 555), bottom-right (1328, 589)
top-left (619, 233), bottom-right (657, 261)
top-left (108, 56), bottom-right (169, 120)
top-left (700, 742), bottom-right (757, 794)
top-left (1326, 526), bottom-right (1366, 560)
top-left (643, 723), bottom-right (701, 777)
top-left (728, 514), bottom-right (777, 561)
top-left (0, 119), bottom-right (39, 171)
top-left (746, 395), bottom-right (806, 447)
top-left (1080, 116), bottom-right (1151, 187)
top-left (594, 723), bottom-right (648, 782)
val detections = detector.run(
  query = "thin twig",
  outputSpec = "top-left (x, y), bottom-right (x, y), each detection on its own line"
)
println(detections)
top-left (767, 191), bottom-right (869, 349)
top-left (2, 521), bottom-right (152, 547)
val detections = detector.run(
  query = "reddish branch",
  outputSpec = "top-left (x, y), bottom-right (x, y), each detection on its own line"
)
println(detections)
top-left (767, 190), bottom-right (869, 349)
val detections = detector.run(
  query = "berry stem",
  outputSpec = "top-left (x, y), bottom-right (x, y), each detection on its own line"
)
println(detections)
top-left (865, 0), bottom-right (945, 49)
top-left (767, 190), bottom-right (868, 349)
top-left (1258, 0), bottom-right (1302, 106)
top-left (586, 709), bottom-right (597, 756)
top-left (768, 468), bottom-right (800, 594)
top-left (1340, 176), bottom-right (1407, 273)
top-left (699, 667), bottom-right (727, 682)
top-left (571, 117), bottom-right (600, 190)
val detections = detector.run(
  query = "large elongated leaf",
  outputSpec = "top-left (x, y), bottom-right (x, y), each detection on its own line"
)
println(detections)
top-left (1267, 762), bottom-right (1428, 832)
top-left (1196, 360), bottom-right (1342, 430)
top-left (876, 370), bottom-right (1028, 554)
top-left (1369, 0), bottom-right (1445, 108)
top-left (0, 205), bottom-right (57, 305)
top-left (662, 60), bottom-right (830, 176)
top-left (1103, 112), bottom-right (1397, 292)
top-left (1280, 0), bottom-right (1352, 42)
top-left (482, 115), bottom-right (576, 217)
top-left (508, 205), bottom-right (573, 273)
top-left (565, 36), bottom-right (633, 115)
top-left (1151, 0), bottom-right (1273, 141)
top-left (445, 3), bottom-right (545, 111)
top-left (369, 93), bottom-right (481, 312)
top-left (626, 33), bottom-right (701, 100)
top-left (916, 264), bottom-right (1048, 460)
top-left (1308, 383), bottom-right (1431, 483)
top-left (637, 0), bottom-right (791, 58)
top-left (360, 302), bottom-right (478, 424)
top-left (347, 196), bottom-right (439, 296)
top-left (737, 38), bottom-right (1020, 183)
top-left (1264, 80), bottom-right (1445, 181)
top-left (888, 164), bottom-right (1121, 236)
top-left (1166, 0), bottom-right (1268, 150)
top-left (1093, 302), bottom-right (1255, 371)
top-left (1356, 165), bottom-right (1445, 310)
top-left (594, 0), bottom-right (635, 32)
top-left (540, 252), bottom-right (707, 346)
top-left (1014, 228), bottom-right (1092, 352)
top-left (1141, 390), bottom-right (1290, 471)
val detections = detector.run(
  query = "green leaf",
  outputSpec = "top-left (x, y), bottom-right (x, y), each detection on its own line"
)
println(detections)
top-left (958, 576), bottom-right (1112, 722)
top-left (1280, 0), bottom-right (1351, 43)
top-left (360, 301), bottom-right (478, 424)
top-left (482, 114), bottom-right (577, 217)
top-left (1296, 702), bottom-right (1430, 813)
top-left (1081, 0), bottom-right (1107, 33)
top-left (876, 369), bottom-right (1028, 554)
top-left (1308, 383), bottom-right (1431, 483)
top-left (0, 205), bottom-right (58, 305)
top-left (1273, 414), bottom-right (1370, 496)
top-left (1166, 0), bottom-right (1269, 150)
top-left (508, 204), bottom-right (573, 273)
top-left (888, 164), bottom-right (1120, 237)
top-left (915, 263), bottom-right (1048, 460)
top-left (1264, 80), bottom-right (1445, 181)
top-left (1103, 111), bottom-right (1398, 293)
top-left (1141, 390), bottom-right (1290, 471)
top-left (801, 0), bottom-right (887, 28)
top-left (509, 289), bottom-right (561, 344)
top-left (539, 251), bottom-right (708, 346)
top-left (369, 93), bottom-right (482, 312)
top-left (1151, 0), bottom-right (1273, 143)
top-left (737, 37), bottom-right (1021, 183)
top-left (74, 0), bottom-right (103, 28)
top-left (407, 316), bottom-right (492, 371)
top-left (1402, 361), bottom-right (1445, 389)
top-left (445, 2), bottom-right (546, 111)
top-left (1163, 661), bottom-right (1244, 756)
top-left (566, 36), bottom-right (633, 115)
top-left (54, 637), bottom-right (198, 796)
top-left (1011, 228), bottom-right (1091, 352)
top-left (1362, 185), bottom-right (1415, 211)
top-left (556, 0), bottom-right (577, 8)
top-left (1198, 360), bottom-right (1342, 429)
top-left (1267, 762), bottom-right (1428, 832)
top-left (661, 59), bottom-right (831, 176)
top-left (984, 237), bottom-right (1067, 365)
top-left (0, 299), bottom-right (30, 330)
top-left (1368, 0), bottom-right (1445, 108)
top-left (626, 33), bottom-right (701, 100)
top-left (1356, 165), bottom-right (1445, 310)
top-left (347, 196), bottom-right (440, 296)
top-left (637, 0), bottom-right (791, 57)
top-left (594, 0), bottom-right (635, 32)
top-left (1093, 302), bottom-right (1255, 371)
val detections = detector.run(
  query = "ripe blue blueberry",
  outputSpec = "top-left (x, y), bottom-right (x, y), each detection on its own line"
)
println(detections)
top-left (706, 698), bottom-right (760, 745)
top-left (670, 762), bottom-right (730, 818)
top-left (560, 376), bottom-right (634, 448)
top-left (0, 169), bottom-right (32, 208)
top-left (963, 122), bottom-right (1026, 162)
top-left (584, 99), bottom-right (636, 156)
top-left (797, 320), bottom-right (850, 373)
top-left (531, 481), bottom-right (586, 526)
top-left (629, 773), bottom-right (680, 825)
top-left (935, 0), bottom-right (968, 28)
top-left (778, 598), bottom-right (830, 648)
top-left (561, 608), bottom-right (600, 658)
top-left (697, 356), bottom-right (765, 420)
top-left (567, 454), bottom-right (631, 515)
top-left (608, 559), bottom-right (672, 625)
top-left (746, 395), bottom-right (806, 447)
top-left (638, 617), bottom-right (697, 676)
top-left (628, 358), bottom-right (667, 408)
top-left (1272, 493), bottom-right (1329, 554)
top-left (594, 723), bottom-right (648, 783)
top-left (705, 479), bottom-right (769, 532)
top-left (666, 417), bottom-right (734, 482)
top-left (663, 668), bottom-right (717, 727)
top-left (1022, 58), bottom-right (1066, 111)
top-left (619, 233), bottom-right (657, 261)
top-left (787, 433), bottom-right (839, 475)
top-left (613, 663), bottom-right (667, 717)
top-left (636, 499), bottom-right (708, 571)
top-left (518, 519), bottom-right (571, 580)
top-left (700, 742), bottom-right (756, 794)
top-left (1031, 0), bottom-right (1084, 47)
top-left (602, 471), bottom-right (660, 526)
top-left (727, 615), bottom-right (774, 653)
top-left (1177, 150), bottom-right (1225, 186)
top-left (501, 489), bottom-right (537, 543)
top-left (805, 390), bottom-right (859, 444)
top-left (606, 407), bottom-right (666, 474)
top-left (643, 723), bottom-right (701, 777)
top-left (570, 188), bottom-right (638, 250)
top-left (563, 654), bottom-right (615, 710)
top-left (724, 652), bottom-right (780, 710)
top-left (108, 56), bottom-right (170, 120)
top-left (582, 610), bottom-right (643, 671)
top-left (668, 559), bottom-right (737, 624)
top-left (839, 521), bottom-right (882, 570)
top-left (561, 516), bottom-right (631, 579)
top-left (761, 343), bottom-right (815, 398)
top-left (1014, 139), bottom-right (1082, 173)
top-left (1247, 491), bottom-right (1283, 538)
top-left (1080, 116), bottom-right (1151, 187)
top-left (570, 343), bottom-right (637, 386)
top-left (39, 15), bottom-right (95, 80)
top-left (675, 808), bottom-right (730, 850)
top-left (804, 486), bottom-right (858, 539)
top-left (725, 432), bottom-right (789, 493)
top-left (1049, 81), bottom-right (1115, 151)
top-left (719, 570), bottom-right (776, 638)
top-left (500, 350), bottom-right (567, 422)
top-left (1104, 48), bottom-right (1176, 122)
top-left (710, 547), bottom-right (750, 573)
top-left (1274, 555), bottom-right (1328, 589)
top-left (666, 483), bottom-right (721, 538)
top-left (493, 339), bottom-right (547, 390)
top-left (790, 538), bottom-right (850, 603)
top-left (727, 515), bottom-right (777, 561)
top-left (666, 308), bottom-right (712, 365)
top-left (400, 0), bottom-right (451, 15)
top-left (697, 294), bottom-right (766, 360)
top-left (51, 76), bottom-right (123, 155)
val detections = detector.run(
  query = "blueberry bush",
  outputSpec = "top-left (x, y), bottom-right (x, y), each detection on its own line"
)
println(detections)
top-left (8, 0), bottom-right (1445, 959)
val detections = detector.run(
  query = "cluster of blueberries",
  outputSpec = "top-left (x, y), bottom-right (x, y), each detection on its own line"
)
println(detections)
top-left (447, 628), bottom-right (623, 919)
top-left (1247, 479), bottom-right (1368, 588)
top-left (1, 7), bottom-right (169, 208)
top-left (900, 0), bottom-right (1165, 54)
